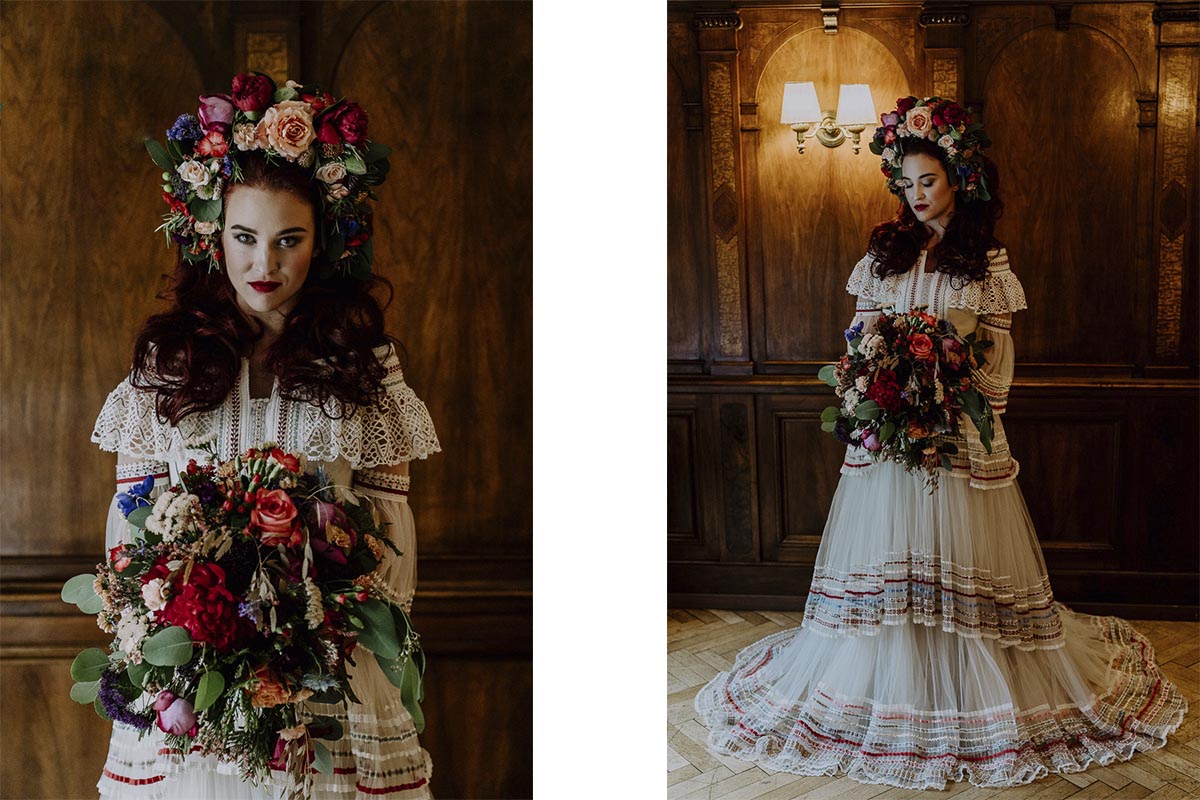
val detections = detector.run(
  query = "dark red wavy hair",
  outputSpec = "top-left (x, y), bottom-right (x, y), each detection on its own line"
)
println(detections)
top-left (866, 136), bottom-right (1005, 288)
top-left (131, 152), bottom-right (400, 426)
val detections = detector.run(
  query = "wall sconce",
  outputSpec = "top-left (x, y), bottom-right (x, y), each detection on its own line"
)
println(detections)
top-left (780, 82), bottom-right (877, 154)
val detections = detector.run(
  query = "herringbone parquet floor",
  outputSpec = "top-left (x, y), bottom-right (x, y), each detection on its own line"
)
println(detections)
top-left (668, 609), bottom-right (1200, 800)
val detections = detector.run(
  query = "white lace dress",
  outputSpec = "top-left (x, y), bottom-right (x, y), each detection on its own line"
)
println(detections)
top-left (91, 343), bottom-right (441, 800)
top-left (694, 248), bottom-right (1188, 789)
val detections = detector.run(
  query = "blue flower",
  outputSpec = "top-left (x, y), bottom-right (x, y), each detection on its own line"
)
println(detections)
top-left (340, 218), bottom-right (360, 238)
top-left (844, 321), bottom-right (864, 343)
top-left (117, 475), bottom-right (155, 516)
top-left (222, 155), bottom-right (233, 178)
top-left (167, 113), bottom-right (202, 142)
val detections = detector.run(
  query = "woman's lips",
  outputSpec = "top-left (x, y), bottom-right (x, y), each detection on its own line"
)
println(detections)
top-left (249, 281), bottom-right (281, 293)
top-left (914, 204), bottom-right (929, 211)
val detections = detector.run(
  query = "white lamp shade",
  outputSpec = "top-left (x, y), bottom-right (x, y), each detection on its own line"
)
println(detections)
top-left (780, 82), bottom-right (821, 125)
top-left (835, 84), bottom-right (877, 126)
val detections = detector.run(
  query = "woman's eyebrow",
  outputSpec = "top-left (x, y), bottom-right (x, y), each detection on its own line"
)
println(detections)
top-left (229, 224), bottom-right (309, 235)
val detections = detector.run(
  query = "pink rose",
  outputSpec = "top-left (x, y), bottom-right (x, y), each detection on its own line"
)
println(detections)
top-left (153, 691), bottom-right (198, 737)
top-left (883, 128), bottom-right (896, 145)
top-left (316, 102), bottom-right (368, 147)
top-left (904, 106), bottom-right (933, 137)
top-left (861, 431), bottom-right (882, 452)
top-left (251, 489), bottom-right (302, 547)
top-left (231, 73), bottom-right (273, 113)
top-left (198, 94), bottom-right (235, 135)
top-left (255, 101), bottom-right (315, 160)
top-left (881, 112), bottom-right (900, 127)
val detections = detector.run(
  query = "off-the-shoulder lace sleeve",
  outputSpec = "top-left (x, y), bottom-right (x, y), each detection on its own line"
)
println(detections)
top-left (947, 247), bottom-right (1028, 314)
top-left (845, 254), bottom-right (886, 303)
top-left (300, 345), bottom-right (442, 469)
top-left (91, 377), bottom-right (214, 460)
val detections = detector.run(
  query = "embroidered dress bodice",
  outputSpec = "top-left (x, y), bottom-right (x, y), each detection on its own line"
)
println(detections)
top-left (843, 246), bottom-right (1027, 489)
top-left (90, 343), bottom-right (440, 799)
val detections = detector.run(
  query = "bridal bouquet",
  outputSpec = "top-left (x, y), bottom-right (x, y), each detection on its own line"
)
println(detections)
top-left (62, 445), bottom-right (424, 797)
top-left (819, 307), bottom-right (995, 489)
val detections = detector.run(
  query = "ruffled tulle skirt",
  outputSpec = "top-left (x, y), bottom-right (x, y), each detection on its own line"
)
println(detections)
top-left (97, 648), bottom-right (432, 799)
top-left (693, 463), bottom-right (1187, 790)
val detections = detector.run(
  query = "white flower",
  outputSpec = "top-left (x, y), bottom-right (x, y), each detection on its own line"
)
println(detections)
top-left (324, 184), bottom-right (350, 201)
top-left (938, 134), bottom-right (955, 150)
top-left (193, 220), bottom-right (219, 235)
top-left (233, 123), bottom-right (258, 152)
top-left (882, 146), bottom-right (896, 161)
top-left (145, 491), bottom-right (174, 535)
top-left (194, 177), bottom-right (223, 201)
top-left (141, 578), bottom-right (170, 612)
top-left (314, 162), bottom-right (346, 185)
top-left (176, 159), bottom-right (211, 188)
top-left (842, 388), bottom-right (861, 415)
top-left (855, 376), bottom-right (869, 393)
top-left (116, 607), bottom-right (148, 660)
top-left (303, 578), bottom-right (323, 630)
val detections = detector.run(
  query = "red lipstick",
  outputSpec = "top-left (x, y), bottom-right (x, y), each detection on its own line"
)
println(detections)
top-left (914, 204), bottom-right (929, 211)
top-left (249, 281), bottom-right (281, 293)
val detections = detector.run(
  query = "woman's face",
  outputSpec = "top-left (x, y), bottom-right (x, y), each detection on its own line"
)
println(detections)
top-left (220, 185), bottom-right (316, 323)
top-left (900, 151), bottom-right (958, 231)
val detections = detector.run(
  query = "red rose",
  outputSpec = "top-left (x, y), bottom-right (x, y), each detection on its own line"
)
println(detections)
top-left (315, 102), bottom-right (368, 147)
top-left (251, 489), bottom-right (302, 547)
top-left (896, 96), bottom-right (917, 114)
top-left (943, 104), bottom-right (965, 125)
top-left (231, 73), bottom-right (274, 113)
top-left (910, 334), bottom-right (936, 361)
top-left (159, 563), bottom-right (251, 652)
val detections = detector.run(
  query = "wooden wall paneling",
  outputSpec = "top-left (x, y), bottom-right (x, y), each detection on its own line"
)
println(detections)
top-left (668, 394), bottom-right (722, 561)
top-left (756, 391), bottom-right (844, 564)
top-left (1150, 8), bottom-right (1200, 369)
top-left (742, 9), bottom-right (913, 371)
top-left (715, 395), bottom-right (760, 562)
top-left (669, 19), bottom-right (712, 369)
top-left (696, 11), bottom-right (753, 374)
top-left (331, 1), bottom-right (533, 559)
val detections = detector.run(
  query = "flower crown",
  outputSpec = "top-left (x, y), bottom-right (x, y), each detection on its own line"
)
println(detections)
top-left (147, 74), bottom-right (391, 279)
top-left (869, 95), bottom-right (992, 203)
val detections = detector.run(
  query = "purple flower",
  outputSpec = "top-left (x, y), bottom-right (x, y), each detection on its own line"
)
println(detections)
top-left (167, 114), bottom-right (202, 143)
top-left (237, 601), bottom-right (263, 626)
top-left (98, 670), bottom-right (153, 730)
top-left (197, 94), bottom-right (235, 135)
top-left (861, 431), bottom-right (882, 452)
top-left (881, 112), bottom-right (900, 126)
top-left (153, 690), bottom-right (198, 737)
top-left (222, 155), bottom-right (234, 178)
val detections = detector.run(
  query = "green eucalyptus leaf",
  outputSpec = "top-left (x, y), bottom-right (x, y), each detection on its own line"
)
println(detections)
top-left (146, 139), bottom-right (174, 170)
top-left (374, 651), bottom-right (405, 690)
top-left (854, 400), bottom-right (881, 420)
top-left (127, 660), bottom-right (152, 689)
top-left (94, 695), bottom-right (112, 722)
top-left (126, 505), bottom-right (153, 530)
top-left (193, 670), bottom-right (225, 713)
top-left (71, 680), bottom-right (100, 704)
top-left (819, 421), bottom-right (837, 433)
top-left (820, 407), bottom-right (840, 424)
top-left (142, 626), bottom-right (194, 667)
top-left (273, 86), bottom-right (298, 103)
top-left (189, 197), bottom-right (222, 223)
top-left (70, 649), bottom-right (111, 682)
top-left (61, 574), bottom-right (99, 606)
top-left (355, 599), bottom-right (399, 660)
top-left (880, 421), bottom-right (896, 442)
top-left (343, 151), bottom-right (367, 175)
top-left (363, 141), bottom-right (392, 163)
top-left (817, 364), bottom-right (838, 386)
top-left (312, 740), bottom-right (332, 775)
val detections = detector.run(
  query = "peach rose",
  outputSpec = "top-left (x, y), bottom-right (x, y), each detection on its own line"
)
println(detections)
top-left (909, 333), bottom-right (935, 362)
top-left (249, 666), bottom-right (292, 708)
top-left (904, 106), bottom-right (933, 137)
top-left (255, 100), bottom-right (315, 160)
top-left (250, 489), bottom-right (301, 547)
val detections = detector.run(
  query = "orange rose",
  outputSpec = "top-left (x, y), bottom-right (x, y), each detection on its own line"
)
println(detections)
top-left (249, 666), bottom-right (291, 708)
top-left (250, 489), bottom-right (302, 547)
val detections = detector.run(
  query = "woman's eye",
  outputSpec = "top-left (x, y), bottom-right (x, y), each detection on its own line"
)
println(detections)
top-left (278, 237), bottom-right (299, 248)
top-left (235, 233), bottom-right (254, 244)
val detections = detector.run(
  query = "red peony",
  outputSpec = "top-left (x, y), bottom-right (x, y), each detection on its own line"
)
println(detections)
top-left (315, 102), bottom-right (368, 147)
top-left (231, 73), bottom-right (273, 113)
top-left (866, 370), bottom-right (904, 412)
top-left (943, 104), bottom-right (965, 125)
top-left (896, 96), bottom-right (917, 114)
top-left (159, 563), bottom-right (250, 652)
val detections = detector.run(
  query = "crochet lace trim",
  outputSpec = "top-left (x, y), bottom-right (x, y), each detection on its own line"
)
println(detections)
top-left (91, 345), bottom-right (441, 468)
top-left (846, 248), bottom-right (1027, 315)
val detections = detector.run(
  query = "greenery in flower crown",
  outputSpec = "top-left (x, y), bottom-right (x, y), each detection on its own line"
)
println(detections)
top-left (146, 73), bottom-right (392, 280)
top-left (869, 95), bottom-right (993, 203)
